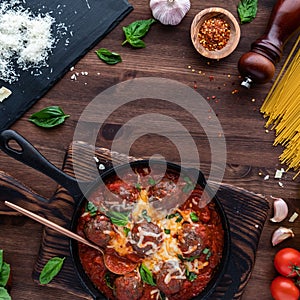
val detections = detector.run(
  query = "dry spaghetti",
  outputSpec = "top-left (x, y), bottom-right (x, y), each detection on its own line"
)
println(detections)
top-left (261, 35), bottom-right (300, 178)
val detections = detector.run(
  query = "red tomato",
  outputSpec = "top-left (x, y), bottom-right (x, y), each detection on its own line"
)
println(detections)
top-left (274, 248), bottom-right (300, 277)
top-left (270, 276), bottom-right (300, 300)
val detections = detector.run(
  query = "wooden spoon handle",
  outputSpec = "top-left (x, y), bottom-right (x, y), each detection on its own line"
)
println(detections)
top-left (4, 200), bottom-right (103, 253)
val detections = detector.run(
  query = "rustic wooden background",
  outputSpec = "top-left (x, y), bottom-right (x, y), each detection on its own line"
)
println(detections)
top-left (0, 0), bottom-right (299, 299)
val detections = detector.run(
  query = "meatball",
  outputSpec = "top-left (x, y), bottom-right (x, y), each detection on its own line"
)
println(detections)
top-left (84, 214), bottom-right (112, 248)
top-left (130, 221), bottom-right (163, 257)
top-left (156, 261), bottom-right (185, 295)
top-left (178, 223), bottom-right (206, 257)
top-left (114, 272), bottom-right (143, 300)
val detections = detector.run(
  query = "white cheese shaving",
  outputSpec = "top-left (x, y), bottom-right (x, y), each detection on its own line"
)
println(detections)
top-left (289, 212), bottom-right (299, 223)
top-left (0, 0), bottom-right (67, 83)
top-left (0, 86), bottom-right (12, 102)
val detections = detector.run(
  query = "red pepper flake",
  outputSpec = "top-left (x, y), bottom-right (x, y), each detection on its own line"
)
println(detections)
top-left (206, 96), bottom-right (210, 100)
top-left (211, 95), bottom-right (216, 99)
top-left (194, 81), bottom-right (197, 89)
top-left (209, 75), bottom-right (214, 81)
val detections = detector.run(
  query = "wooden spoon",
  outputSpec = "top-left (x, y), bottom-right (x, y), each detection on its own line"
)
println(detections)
top-left (4, 201), bottom-right (137, 275)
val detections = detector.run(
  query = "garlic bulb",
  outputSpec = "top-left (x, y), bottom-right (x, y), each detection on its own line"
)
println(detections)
top-left (149, 0), bottom-right (191, 26)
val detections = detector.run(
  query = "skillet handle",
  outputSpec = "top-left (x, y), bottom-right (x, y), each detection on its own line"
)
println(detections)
top-left (0, 130), bottom-right (87, 199)
top-left (0, 170), bottom-right (49, 215)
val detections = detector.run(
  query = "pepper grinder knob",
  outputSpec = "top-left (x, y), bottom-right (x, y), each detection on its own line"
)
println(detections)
top-left (238, 0), bottom-right (300, 88)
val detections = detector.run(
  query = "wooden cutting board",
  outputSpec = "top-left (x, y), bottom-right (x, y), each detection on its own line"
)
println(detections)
top-left (0, 141), bottom-right (270, 299)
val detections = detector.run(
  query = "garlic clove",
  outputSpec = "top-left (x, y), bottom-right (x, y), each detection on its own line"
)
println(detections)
top-left (271, 227), bottom-right (294, 246)
top-left (149, 0), bottom-right (191, 26)
top-left (270, 197), bottom-right (288, 223)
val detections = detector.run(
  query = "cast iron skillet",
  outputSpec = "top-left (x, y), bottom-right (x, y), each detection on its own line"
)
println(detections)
top-left (0, 129), bottom-right (230, 300)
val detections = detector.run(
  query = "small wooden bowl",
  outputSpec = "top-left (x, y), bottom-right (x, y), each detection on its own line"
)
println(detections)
top-left (191, 7), bottom-right (241, 60)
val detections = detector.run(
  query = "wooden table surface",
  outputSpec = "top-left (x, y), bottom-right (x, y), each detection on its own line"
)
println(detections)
top-left (0, 0), bottom-right (299, 299)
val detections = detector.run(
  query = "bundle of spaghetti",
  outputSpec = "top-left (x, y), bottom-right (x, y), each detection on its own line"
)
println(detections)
top-left (260, 35), bottom-right (300, 178)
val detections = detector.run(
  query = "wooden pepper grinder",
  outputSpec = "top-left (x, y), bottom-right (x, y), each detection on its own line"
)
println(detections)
top-left (238, 0), bottom-right (300, 88)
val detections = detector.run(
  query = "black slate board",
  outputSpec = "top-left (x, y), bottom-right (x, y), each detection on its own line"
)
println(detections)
top-left (0, 0), bottom-right (133, 131)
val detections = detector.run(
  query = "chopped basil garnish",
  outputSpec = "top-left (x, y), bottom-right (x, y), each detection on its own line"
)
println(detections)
top-left (148, 177), bottom-right (156, 186)
top-left (139, 264), bottom-right (156, 286)
top-left (142, 209), bottom-right (152, 222)
top-left (85, 201), bottom-right (98, 216)
top-left (175, 212), bottom-right (183, 223)
top-left (202, 248), bottom-right (212, 260)
top-left (182, 177), bottom-right (195, 194)
top-left (166, 213), bottom-right (176, 219)
top-left (177, 254), bottom-right (199, 262)
top-left (190, 212), bottom-right (199, 222)
top-left (164, 229), bottom-right (170, 234)
top-left (186, 268), bottom-right (197, 282)
top-left (123, 227), bottom-right (130, 237)
top-left (135, 182), bottom-right (142, 191)
top-left (104, 272), bottom-right (114, 289)
top-left (106, 210), bottom-right (130, 226)
top-left (39, 257), bottom-right (65, 285)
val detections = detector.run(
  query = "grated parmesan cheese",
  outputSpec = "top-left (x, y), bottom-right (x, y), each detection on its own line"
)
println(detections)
top-left (0, 0), bottom-right (66, 83)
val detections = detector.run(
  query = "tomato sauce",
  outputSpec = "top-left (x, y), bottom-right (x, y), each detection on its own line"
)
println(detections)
top-left (76, 165), bottom-right (224, 300)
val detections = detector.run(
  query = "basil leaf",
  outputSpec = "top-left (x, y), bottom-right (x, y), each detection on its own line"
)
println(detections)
top-left (186, 268), bottom-right (197, 282)
top-left (164, 229), bottom-right (170, 234)
top-left (148, 177), bottom-right (156, 186)
top-left (202, 248), bottom-right (212, 260)
top-left (39, 257), bottom-right (65, 285)
top-left (135, 182), bottom-right (142, 191)
top-left (237, 0), bottom-right (258, 24)
top-left (95, 48), bottom-right (122, 65)
top-left (0, 262), bottom-right (10, 287)
top-left (177, 254), bottom-right (199, 262)
top-left (139, 264), bottom-right (156, 286)
top-left (85, 201), bottom-right (98, 217)
top-left (122, 19), bottom-right (155, 48)
top-left (29, 106), bottom-right (70, 128)
top-left (104, 272), bottom-right (114, 289)
top-left (106, 210), bottom-right (129, 226)
top-left (0, 250), bottom-right (3, 272)
top-left (123, 227), bottom-right (130, 237)
top-left (0, 287), bottom-right (11, 300)
top-left (190, 212), bottom-right (199, 222)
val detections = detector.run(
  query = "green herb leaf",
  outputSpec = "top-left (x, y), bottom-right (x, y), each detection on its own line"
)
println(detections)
top-left (29, 106), bottom-right (70, 128)
top-left (0, 250), bottom-right (3, 272)
top-left (182, 177), bottom-right (195, 194)
top-left (142, 209), bottom-right (152, 222)
top-left (186, 268), bottom-right (197, 282)
top-left (135, 183), bottom-right (142, 191)
top-left (190, 212), bottom-right (199, 222)
top-left (164, 229), bottom-right (170, 234)
top-left (166, 213), bottom-right (176, 219)
top-left (175, 212), bottom-right (183, 223)
top-left (95, 48), bottom-right (122, 65)
top-left (85, 201), bottom-right (98, 216)
top-left (139, 264), bottom-right (156, 286)
top-left (202, 248), bottom-right (212, 260)
top-left (0, 287), bottom-right (11, 300)
top-left (0, 262), bottom-right (10, 287)
top-left (122, 19), bottom-right (155, 48)
top-left (148, 177), bottom-right (156, 186)
top-left (237, 0), bottom-right (258, 24)
top-left (104, 272), bottom-right (114, 289)
top-left (39, 257), bottom-right (65, 285)
top-left (106, 210), bottom-right (130, 226)
top-left (123, 227), bottom-right (130, 237)
top-left (177, 254), bottom-right (199, 262)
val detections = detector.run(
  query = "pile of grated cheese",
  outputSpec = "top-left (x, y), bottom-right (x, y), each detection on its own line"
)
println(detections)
top-left (0, 0), bottom-right (57, 83)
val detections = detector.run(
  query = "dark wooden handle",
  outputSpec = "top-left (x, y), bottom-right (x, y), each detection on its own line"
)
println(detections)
top-left (0, 170), bottom-right (49, 215)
